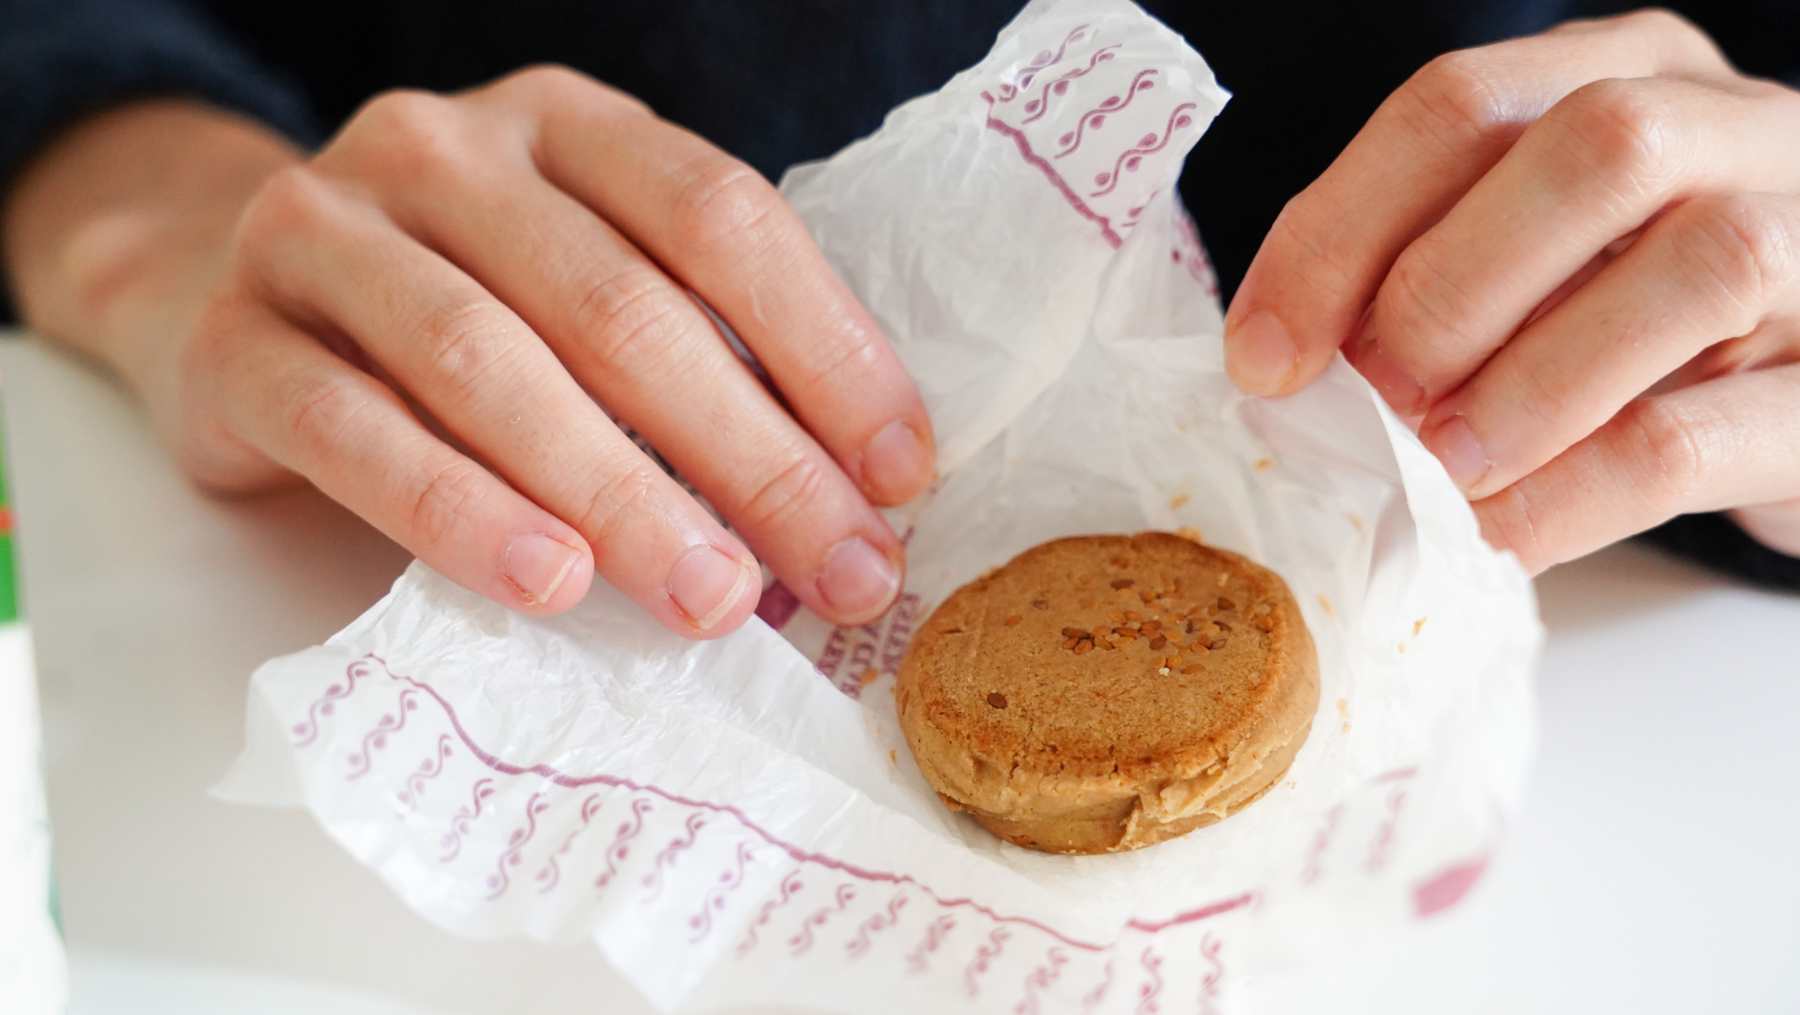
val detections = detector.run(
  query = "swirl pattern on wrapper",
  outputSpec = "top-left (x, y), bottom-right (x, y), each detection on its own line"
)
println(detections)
top-left (224, 1), bottom-right (1540, 1011)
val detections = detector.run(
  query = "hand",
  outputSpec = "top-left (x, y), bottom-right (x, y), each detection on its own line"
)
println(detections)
top-left (1222, 10), bottom-right (1800, 572)
top-left (3, 69), bottom-right (935, 635)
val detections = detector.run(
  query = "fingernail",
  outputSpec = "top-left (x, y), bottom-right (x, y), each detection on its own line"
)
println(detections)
top-left (668, 544), bottom-right (758, 631)
top-left (1425, 415), bottom-right (1492, 493)
top-left (1352, 337), bottom-right (1425, 415)
top-left (504, 533), bottom-right (584, 606)
top-left (817, 536), bottom-right (901, 621)
top-left (1226, 309), bottom-right (1298, 396)
top-left (860, 419), bottom-right (932, 502)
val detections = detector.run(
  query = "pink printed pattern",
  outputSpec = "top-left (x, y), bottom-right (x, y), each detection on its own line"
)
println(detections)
top-left (1414, 853), bottom-right (1491, 918)
top-left (302, 658), bottom-right (1281, 964)
top-left (535, 792), bottom-right (603, 894)
top-left (1019, 45), bottom-right (1119, 125)
top-left (964, 928), bottom-right (1008, 1000)
top-left (753, 580), bottom-right (802, 630)
top-left (790, 883), bottom-right (857, 956)
top-left (688, 841), bottom-right (759, 943)
top-left (1088, 103), bottom-right (1196, 198)
top-left (812, 591), bottom-right (922, 698)
top-left (1197, 934), bottom-right (1225, 1014)
top-left (846, 891), bottom-right (909, 958)
top-left (642, 811), bottom-right (709, 901)
top-left (1172, 202), bottom-right (1220, 295)
top-left (1366, 779), bottom-right (1413, 874)
top-left (294, 653), bottom-right (1343, 1014)
top-left (1080, 959), bottom-right (1116, 1012)
top-left (981, 23), bottom-right (1207, 250)
top-left (486, 791), bottom-right (550, 899)
top-left (595, 797), bottom-right (654, 891)
top-left (739, 869), bottom-right (803, 957)
top-left (991, 25), bottom-right (1091, 102)
top-left (1015, 946), bottom-right (1068, 1015)
top-left (1055, 69), bottom-right (1157, 157)
top-left (982, 95), bottom-right (1126, 247)
top-left (1300, 803), bottom-right (1344, 885)
top-left (907, 915), bottom-right (956, 974)
top-left (1136, 947), bottom-right (1164, 1015)
top-left (397, 734), bottom-right (454, 808)
top-left (965, 927), bottom-right (1010, 997)
top-left (291, 658), bottom-right (373, 745)
top-left (438, 777), bottom-right (495, 861)
top-left (345, 689), bottom-right (418, 779)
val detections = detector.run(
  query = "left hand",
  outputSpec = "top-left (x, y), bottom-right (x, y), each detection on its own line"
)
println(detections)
top-left (1223, 9), bottom-right (1800, 572)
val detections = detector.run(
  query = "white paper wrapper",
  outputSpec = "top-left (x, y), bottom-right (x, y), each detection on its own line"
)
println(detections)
top-left (220, 1), bottom-right (1541, 1010)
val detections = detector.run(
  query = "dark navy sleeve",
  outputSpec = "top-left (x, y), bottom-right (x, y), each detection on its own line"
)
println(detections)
top-left (1, 0), bottom-right (323, 322)
top-left (1641, 516), bottom-right (1800, 591)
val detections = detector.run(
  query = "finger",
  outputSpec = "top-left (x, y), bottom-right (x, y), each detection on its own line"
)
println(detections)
top-left (1518, 230), bottom-right (1638, 331)
top-left (1421, 192), bottom-right (1800, 498)
top-left (506, 68), bottom-right (936, 505)
top-left (1358, 76), bottom-right (1800, 413)
top-left (1731, 497), bottom-right (1800, 557)
top-left (1223, 8), bottom-right (1732, 396)
top-left (237, 164), bottom-right (762, 637)
top-left (208, 302), bottom-right (597, 613)
top-left (349, 103), bottom-right (906, 626)
top-left (1473, 362), bottom-right (1800, 574)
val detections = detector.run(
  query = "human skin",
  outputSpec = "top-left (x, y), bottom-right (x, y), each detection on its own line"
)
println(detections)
top-left (1224, 9), bottom-right (1800, 573)
top-left (2, 68), bottom-right (937, 638)
top-left (6, 12), bottom-right (1798, 638)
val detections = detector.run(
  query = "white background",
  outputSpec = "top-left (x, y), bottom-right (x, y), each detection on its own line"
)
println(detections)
top-left (4, 335), bottom-right (1796, 1013)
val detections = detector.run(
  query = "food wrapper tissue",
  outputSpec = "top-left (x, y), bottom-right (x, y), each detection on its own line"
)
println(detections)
top-left (219, 1), bottom-right (1541, 1010)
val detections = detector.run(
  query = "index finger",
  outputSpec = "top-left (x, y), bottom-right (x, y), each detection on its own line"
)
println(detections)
top-left (1222, 9), bottom-right (1729, 398)
top-left (519, 74), bottom-right (936, 507)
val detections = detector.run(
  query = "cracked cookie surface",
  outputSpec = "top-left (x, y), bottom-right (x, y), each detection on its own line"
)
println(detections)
top-left (897, 532), bottom-right (1319, 854)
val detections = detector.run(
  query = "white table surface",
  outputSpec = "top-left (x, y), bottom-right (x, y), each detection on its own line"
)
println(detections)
top-left (4, 335), bottom-right (1797, 1014)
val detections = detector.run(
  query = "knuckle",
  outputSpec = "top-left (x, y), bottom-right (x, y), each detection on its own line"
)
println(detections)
top-left (1398, 50), bottom-right (1515, 149)
top-left (1478, 484), bottom-right (1550, 572)
top-left (498, 63), bottom-right (648, 116)
top-left (282, 371), bottom-right (371, 463)
top-left (237, 166), bottom-right (333, 250)
top-left (1262, 194), bottom-right (1360, 297)
top-left (1670, 195), bottom-right (1794, 319)
top-left (671, 156), bottom-right (784, 256)
top-left (1618, 7), bottom-right (1708, 47)
top-left (1508, 354), bottom-right (1571, 432)
top-left (571, 266), bottom-right (693, 372)
top-left (576, 464), bottom-right (659, 552)
top-left (1615, 398), bottom-right (1704, 506)
top-left (343, 88), bottom-right (469, 183)
top-left (739, 455), bottom-right (828, 533)
top-left (176, 302), bottom-right (250, 407)
top-left (406, 460), bottom-right (489, 549)
top-left (413, 300), bottom-right (521, 398)
top-left (504, 63), bottom-right (589, 99)
top-left (1629, 8), bottom-right (1731, 72)
top-left (1380, 242), bottom-right (1480, 354)
top-left (353, 88), bottom-right (452, 137)
top-left (1545, 80), bottom-right (1676, 203)
top-left (171, 307), bottom-right (273, 487)
top-left (798, 326), bottom-right (885, 395)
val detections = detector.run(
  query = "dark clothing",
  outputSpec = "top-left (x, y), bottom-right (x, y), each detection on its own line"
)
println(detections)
top-left (3, 0), bottom-right (1797, 586)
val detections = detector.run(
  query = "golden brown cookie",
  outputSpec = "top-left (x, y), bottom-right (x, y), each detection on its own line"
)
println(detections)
top-left (896, 532), bottom-right (1318, 854)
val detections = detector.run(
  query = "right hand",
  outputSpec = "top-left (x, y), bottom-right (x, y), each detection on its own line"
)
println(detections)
top-left (46, 68), bottom-right (937, 637)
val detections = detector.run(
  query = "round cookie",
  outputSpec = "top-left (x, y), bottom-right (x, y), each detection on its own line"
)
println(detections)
top-left (896, 532), bottom-right (1318, 854)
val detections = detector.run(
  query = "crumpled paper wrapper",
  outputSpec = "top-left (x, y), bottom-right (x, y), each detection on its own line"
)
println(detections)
top-left (218, 1), bottom-right (1541, 1010)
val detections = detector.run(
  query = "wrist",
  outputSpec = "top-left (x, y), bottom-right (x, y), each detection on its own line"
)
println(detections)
top-left (2, 100), bottom-right (300, 385)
